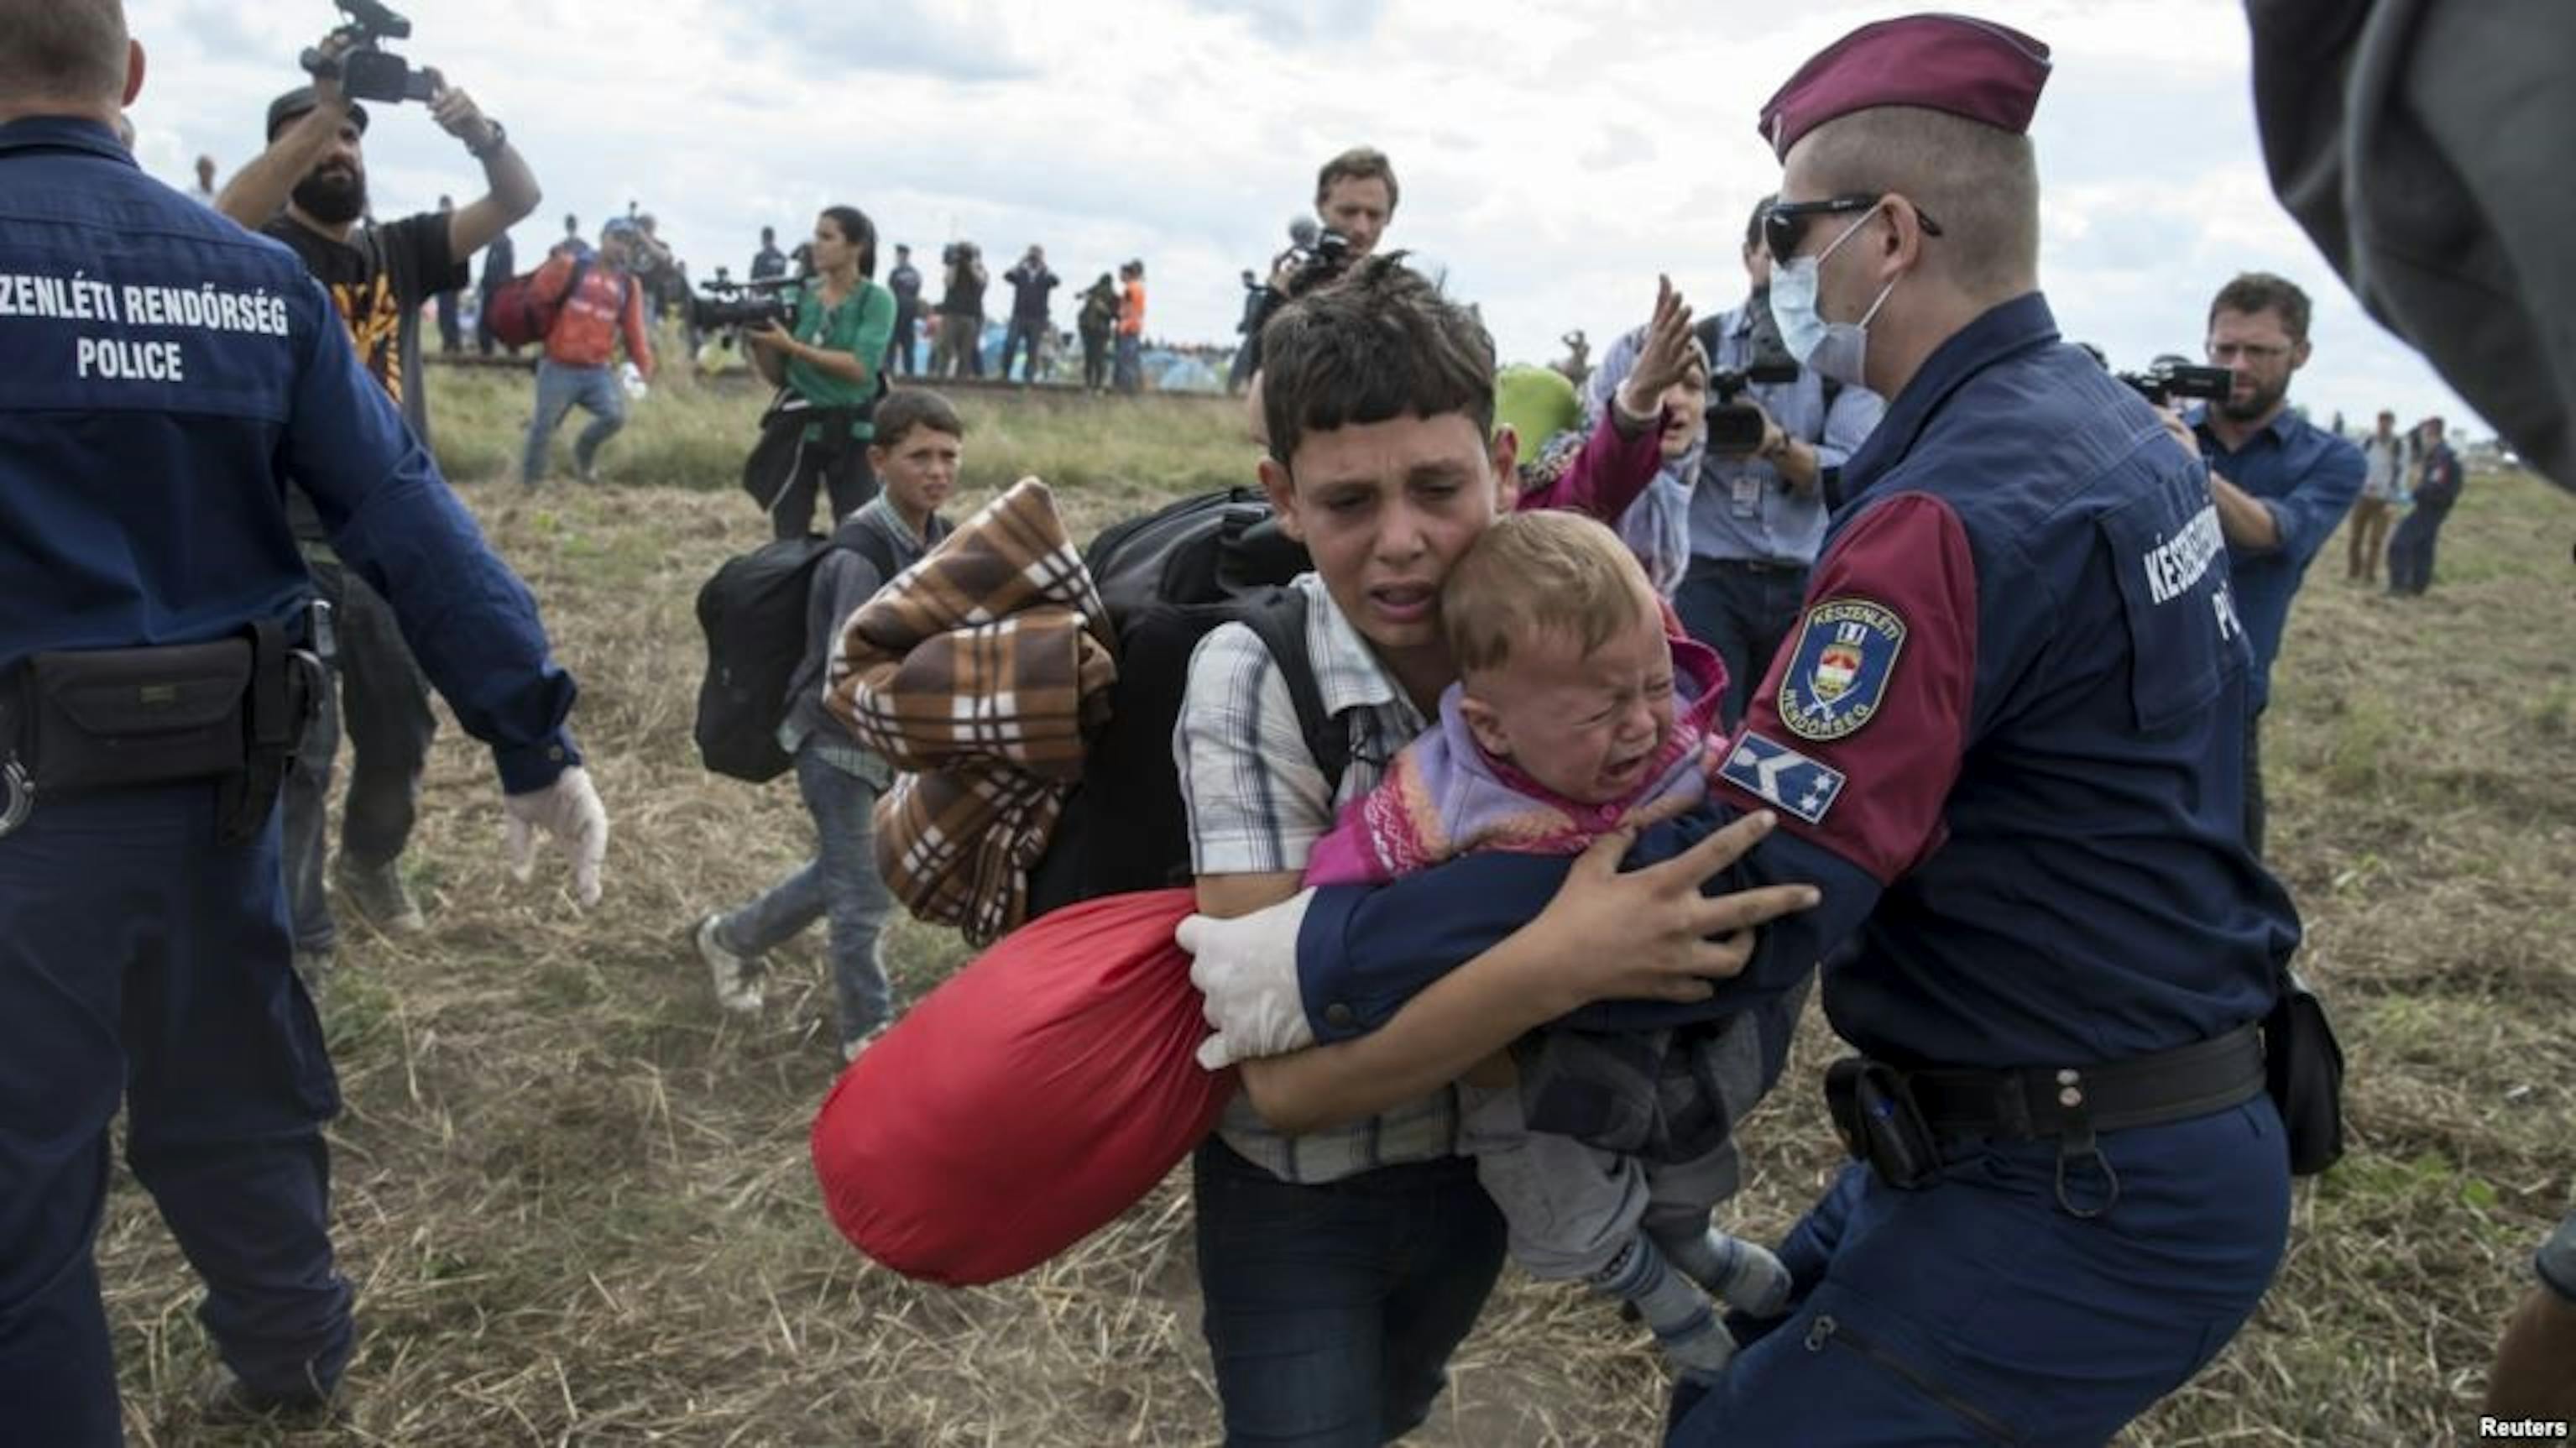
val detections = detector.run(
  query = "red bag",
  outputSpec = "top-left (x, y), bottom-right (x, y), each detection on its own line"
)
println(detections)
top-left (810, 888), bottom-right (1236, 1285)
top-left (481, 256), bottom-right (591, 349)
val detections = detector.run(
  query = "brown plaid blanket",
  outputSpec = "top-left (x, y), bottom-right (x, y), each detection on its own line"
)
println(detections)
top-left (827, 478), bottom-right (1117, 945)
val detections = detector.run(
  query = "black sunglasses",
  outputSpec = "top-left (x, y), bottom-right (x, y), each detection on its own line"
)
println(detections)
top-left (1762, 194), bottom-right (1944, 265)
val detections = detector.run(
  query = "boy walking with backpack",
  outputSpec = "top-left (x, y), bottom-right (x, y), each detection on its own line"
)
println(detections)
top-left (694, 389), bottom-right (963, 1060)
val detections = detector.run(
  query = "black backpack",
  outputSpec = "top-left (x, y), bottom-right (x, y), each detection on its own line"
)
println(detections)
top-left (1022, 488), bottom-right (1351, 918)
top-left (692, 525), bottom-right (901, 783)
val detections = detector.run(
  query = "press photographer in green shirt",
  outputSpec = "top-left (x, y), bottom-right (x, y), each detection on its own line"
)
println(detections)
top-left (747, 205), bottom-right (896, 539)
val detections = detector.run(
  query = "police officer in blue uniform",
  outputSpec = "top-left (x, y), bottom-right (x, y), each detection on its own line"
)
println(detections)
top-left (0, 4), bottom-right (609, 1439)
top-left (1183, 14), bottom-right (2327, 1444)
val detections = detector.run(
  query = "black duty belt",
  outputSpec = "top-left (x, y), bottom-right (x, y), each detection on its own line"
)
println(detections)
top-left (1826, 1024), bottom-right (2266, 1218)
top-left (1905, 1024), bottom-right (2265, 1142)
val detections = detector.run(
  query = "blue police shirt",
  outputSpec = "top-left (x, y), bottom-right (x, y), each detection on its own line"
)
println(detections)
top-left (2187, 405), bottom-right (2364, 710)
top-left (0, 117), bottom-right (580, 794)
top-left (1295, 294), bottom-right (2298, 1070)
top-left (1690, 299), bottom-right (1885, 567)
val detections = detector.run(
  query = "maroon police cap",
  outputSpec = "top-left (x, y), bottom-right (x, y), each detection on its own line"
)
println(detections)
top-left (1758, 13), bottom-right (2052, 161)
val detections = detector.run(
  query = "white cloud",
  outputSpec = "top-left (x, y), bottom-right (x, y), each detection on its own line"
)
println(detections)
top-left (124, 0), bottom-right (2485, 434)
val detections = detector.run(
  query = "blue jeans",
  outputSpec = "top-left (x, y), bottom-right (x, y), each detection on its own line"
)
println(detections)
top-left (1673, 559), bottom-right (1811, 729)
top-left (1669, 1097), bottom-right (2289, 1445)
top-left (712, 747), bottom-right (894, 1047)
top-left (1, 787), bottom-right (353, 1445)
top-left (520, 358), bottom-right (626, 486)
top-left (1114, 333), bottom-right (1143, 395)
top-left (1192, 1139), bottom-right (1507, 1447)
top-left (2385, 499), bottom-right (2453, 595)
top-left (999, 316), bottom-right (1048, 382)
top-left (282, 555), bottom-right (438, 954)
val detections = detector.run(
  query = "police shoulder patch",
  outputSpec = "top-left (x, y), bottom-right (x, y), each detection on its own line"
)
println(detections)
top-left (1776, 597), bottom-right (1905, 742)
top-left (1715, 732), bottom-right (1847, 824)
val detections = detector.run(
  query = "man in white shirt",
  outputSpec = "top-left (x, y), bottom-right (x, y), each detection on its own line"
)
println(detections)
top-left (2346, 408), bottom-right (2402, 584)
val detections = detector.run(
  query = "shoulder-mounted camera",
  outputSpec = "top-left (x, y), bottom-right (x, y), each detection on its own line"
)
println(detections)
top-left (2119, 357), bottom-right (2234, 409)
top-left (692, 269), bottom-right (797, 340)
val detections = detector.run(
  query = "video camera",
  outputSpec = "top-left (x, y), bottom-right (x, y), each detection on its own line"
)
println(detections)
top-left (1279, 217), bottom-right (1354, 300)
top-left (1706, 300), bottom-right (1803, 454)
top-left (2119, 356), bottom-right (2234, 409)
top-left (299, 0), bottom-right (436, 106)
top-left (690, 269), bottom-right (797, 340)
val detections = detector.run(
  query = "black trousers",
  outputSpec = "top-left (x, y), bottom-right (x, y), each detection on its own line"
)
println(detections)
top-left (767, 431), bottom-right (880, 541)
top-left (1080, 329), bottom-right (1110, 391)
top-left (282, 557), bottom-right (436, 953)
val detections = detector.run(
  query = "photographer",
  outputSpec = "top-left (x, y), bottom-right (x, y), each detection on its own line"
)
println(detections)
top-left (216, 24), bottom-right (540, 965)
top-left (1675, 193), bottom-right (1884, 727)
top-left (1238, 146), bottom-right (1400, 386)
top-left (933, 240), bottom-right (986, 379)
top-left (998, 243), bottom-right (1058, 383)
top-left (1076, 271), bottom-right (1118, 393)
top-left (745, 206), bottom-right (896, 540)
top-left (2154, 273), bottom-right (2362, 855)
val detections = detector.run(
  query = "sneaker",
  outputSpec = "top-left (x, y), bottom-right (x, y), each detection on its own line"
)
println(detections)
top-left (193, 1367), bottom-right (338, 1429)
top-left (332, 855), bottom-right (426, 935)
top-left (292, 949), bottom-right (336, 994)
top-left (840, 1019), bottom-right (897, 1064)
top-left (694, 914), bottom-right (764, 1015)
top-left (575, 457), bottom-right (600, 486)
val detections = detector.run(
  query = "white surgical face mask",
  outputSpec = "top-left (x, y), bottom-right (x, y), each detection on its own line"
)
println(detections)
top-left (1768, 208), bottom-right (1899, 389)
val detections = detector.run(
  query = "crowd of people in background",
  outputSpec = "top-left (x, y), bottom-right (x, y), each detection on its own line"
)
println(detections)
top-left (2349, 408), bottom-right (2467, 594)
top-left (18, 2), bottom-right (2568, 1441)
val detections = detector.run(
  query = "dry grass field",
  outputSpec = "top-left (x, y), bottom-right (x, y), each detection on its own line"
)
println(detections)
top-left (102, 364), bottom-right (2575, 1445)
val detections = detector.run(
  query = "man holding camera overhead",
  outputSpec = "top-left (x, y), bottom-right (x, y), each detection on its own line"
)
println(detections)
top-left (217, 18), bottom-right (541, 977)
top-left (1678, 195), bottom-right (1885, 728)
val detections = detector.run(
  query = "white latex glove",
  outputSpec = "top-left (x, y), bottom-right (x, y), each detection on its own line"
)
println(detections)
top-left (502, 765), bottom-right (609, 906)
top-left (1177, 887), bottom-right (1318, 1070)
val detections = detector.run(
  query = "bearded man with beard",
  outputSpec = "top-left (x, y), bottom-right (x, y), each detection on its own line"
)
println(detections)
top-left (215, 33), bottom-right (541, 977)
top-left (2157, 271), bottom-right (2364, 856)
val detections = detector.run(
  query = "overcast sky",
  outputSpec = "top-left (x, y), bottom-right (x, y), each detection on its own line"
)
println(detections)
top-left (126, 0), bottom-right (2481, 435)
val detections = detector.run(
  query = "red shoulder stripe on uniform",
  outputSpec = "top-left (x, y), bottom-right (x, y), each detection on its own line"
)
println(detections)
top-left (1716, 491), bottom-right (1979, 885)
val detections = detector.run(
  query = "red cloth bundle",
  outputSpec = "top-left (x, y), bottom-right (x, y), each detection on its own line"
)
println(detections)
top-left (810, 888), bottom-right (1234, 1285)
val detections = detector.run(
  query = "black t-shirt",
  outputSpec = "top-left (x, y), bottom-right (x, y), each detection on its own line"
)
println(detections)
top-left (939, 261), bottom-right (985, 317)
top-left (265, 212), bottom-right (464, 537)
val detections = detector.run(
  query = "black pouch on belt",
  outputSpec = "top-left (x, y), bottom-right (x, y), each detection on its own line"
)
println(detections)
top-left (1824, 1057), bottom-right (1944, 1189)
top-left (2263, 962), bottom-right (2346, 1176)
top-left (19, 636), bottom-right (253, 793)
top-left (14, 621), bottom-right (316, 843)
